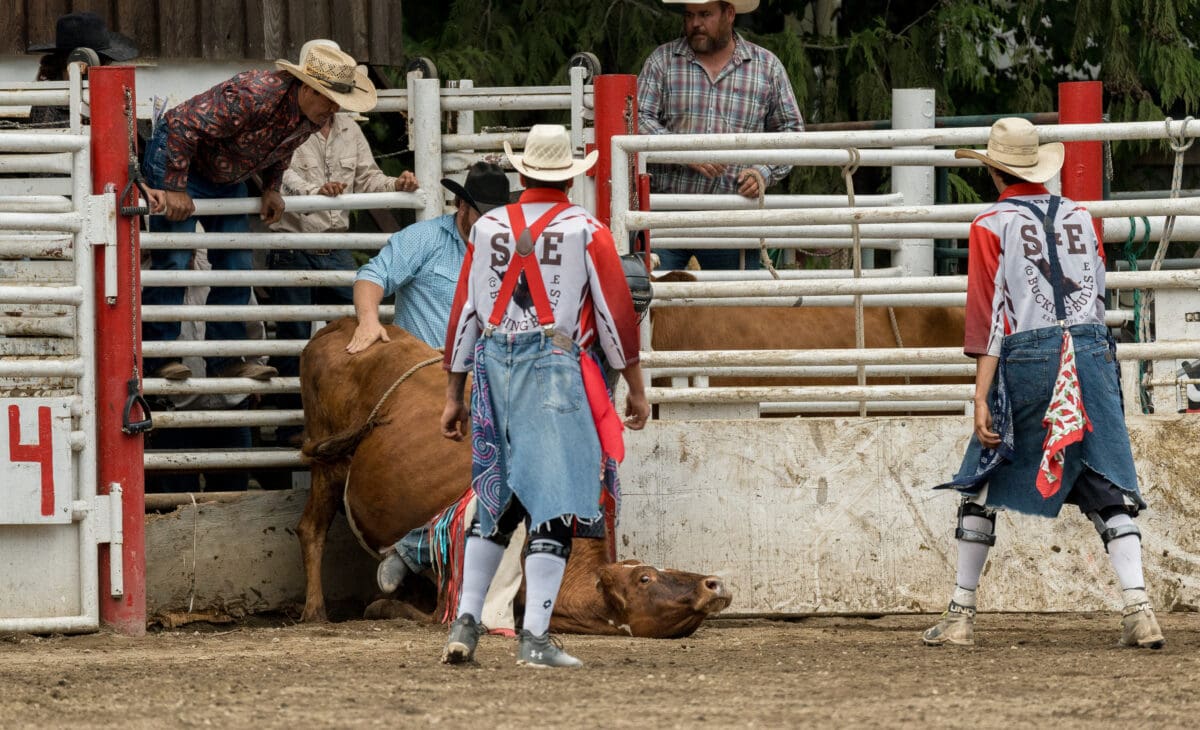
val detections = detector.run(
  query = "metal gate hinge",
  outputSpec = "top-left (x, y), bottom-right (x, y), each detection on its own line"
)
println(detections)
top-left (89, 483), bottom-right (125, 598)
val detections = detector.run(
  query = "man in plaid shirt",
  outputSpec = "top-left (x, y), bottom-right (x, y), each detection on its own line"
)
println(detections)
top-left (638, 0), bottom-right (803, 270)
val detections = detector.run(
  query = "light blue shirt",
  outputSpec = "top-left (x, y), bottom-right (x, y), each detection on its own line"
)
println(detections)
top-left (355, 213), bottom-right (464, 348)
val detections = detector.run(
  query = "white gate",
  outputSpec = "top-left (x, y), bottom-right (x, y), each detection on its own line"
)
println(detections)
top-left (0, 66), bottom-right (124, 633)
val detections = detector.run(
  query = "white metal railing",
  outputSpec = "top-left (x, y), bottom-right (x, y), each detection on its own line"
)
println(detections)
top-left (117, 86), bottom-right (1200, 461)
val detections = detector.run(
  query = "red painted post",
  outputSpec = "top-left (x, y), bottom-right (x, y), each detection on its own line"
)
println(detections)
top-left (637, 172), bottom-right (652, 270)
top-left (592, 75), bottom-right (639, 562)
top-left (89, 66), bottom-right (147, 636)
top-left (1058, 81), bottom-right (1104, 239)
top-left (592, 74), bottom-right (638, 229)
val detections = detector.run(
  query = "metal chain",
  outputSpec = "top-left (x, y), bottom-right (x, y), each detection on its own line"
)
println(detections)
top-left (624, 94), bottom-right (639, 213)
top-left (124, 88), bottom-right (142, 382)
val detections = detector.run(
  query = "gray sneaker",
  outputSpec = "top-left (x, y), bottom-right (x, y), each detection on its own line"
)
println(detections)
top-left (517, 630), bottom-right (583, 668)
top-left (922, 600), bottom-right (976, 647)
top-left (441, 614), bottom-right (485, 665)
top-left (375, 551), bottom-right (409, 594)
top-left (1120, 602), bottom-right (1165, 649)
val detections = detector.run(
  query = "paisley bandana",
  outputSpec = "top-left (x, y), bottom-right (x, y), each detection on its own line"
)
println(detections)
top-left (1036, 330), bottom-right (1092, 497)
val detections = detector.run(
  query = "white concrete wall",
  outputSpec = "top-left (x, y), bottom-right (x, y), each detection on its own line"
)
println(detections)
top-left (619, 415), bottom-right (1200, 615)
top-left (142, 416), bottom-right (1200, 618)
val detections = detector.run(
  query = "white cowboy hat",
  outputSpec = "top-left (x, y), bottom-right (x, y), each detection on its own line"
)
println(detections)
top-left (504, 124), bottom-right (599, 182)
top-left (276, 41), bottom-right (377, 113)
top-left (663, 0), bottom-right (760, 13)
top-left (954, 117), bottom-right (1064, 184)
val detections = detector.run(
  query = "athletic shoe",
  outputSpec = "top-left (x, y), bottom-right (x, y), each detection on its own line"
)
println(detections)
top-left (441, 614), bottom-right (485, 664)
top-left (921, 600), bottom-right (976, 647)
top-left (516, 630), bottom-right (583, 668)
top-left (1120, 602), bottom-right (1165, 649)
top-left (375, 551), bottom-right (409, 594)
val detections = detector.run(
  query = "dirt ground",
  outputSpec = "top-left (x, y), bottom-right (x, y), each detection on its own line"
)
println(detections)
top-left (1, 612), bottom-right (1197, 729)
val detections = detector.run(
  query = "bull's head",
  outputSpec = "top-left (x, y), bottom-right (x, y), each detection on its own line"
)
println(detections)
top-left (596, 560), bottom-right (732, 639)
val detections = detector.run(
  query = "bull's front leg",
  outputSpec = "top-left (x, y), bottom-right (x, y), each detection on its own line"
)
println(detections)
top-left (296, 466), bottom-right (342, 622)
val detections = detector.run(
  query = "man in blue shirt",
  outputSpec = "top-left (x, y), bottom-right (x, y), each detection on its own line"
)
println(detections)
top-left (347, 162), bottom-right (510, 353)
top-left (347, 162), bottom-right (510, 593)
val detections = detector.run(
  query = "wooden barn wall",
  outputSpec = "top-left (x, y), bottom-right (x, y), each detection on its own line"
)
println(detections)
top-left (1, 0), bottom-right (404, 65)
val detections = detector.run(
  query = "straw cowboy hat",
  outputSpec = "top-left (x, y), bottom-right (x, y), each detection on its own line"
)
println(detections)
top-left (27, 11), bottom-right (139, 61)
top-left (663, 0), bottom-right (760, 13)
top-left (954, 117), bottom-right (1064, 184)
top-left (276, 42), bottom-right (377, 113)
top-left (504, 124), bottom-right (599, 182)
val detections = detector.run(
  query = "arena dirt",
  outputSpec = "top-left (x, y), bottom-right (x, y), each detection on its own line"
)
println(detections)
top-left (1, 612), bottom-right (1197, 728)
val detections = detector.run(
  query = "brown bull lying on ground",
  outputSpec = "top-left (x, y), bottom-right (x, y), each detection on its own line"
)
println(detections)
top-left (297, 317), bottom-right (731, 636)
top-left (364, 533), bottom-right (731, 638)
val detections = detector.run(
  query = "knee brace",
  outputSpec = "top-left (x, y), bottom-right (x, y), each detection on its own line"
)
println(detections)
top-left (467, 516), bottom-right (513, 548)
top-left (955, 501), bottom-right (997, 546)
top-left (524, 517), bottom-right (573, 560)
top-left (1088, 508), bottom-right (1141, 551)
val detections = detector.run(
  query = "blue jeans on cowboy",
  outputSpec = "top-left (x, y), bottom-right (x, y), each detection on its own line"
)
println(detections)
top-left (655, 247), bottom-right (762, 272)
top-left (266, 247), bottom-right (356, 444)
top-left (141, 124), bottom-right (253, 376)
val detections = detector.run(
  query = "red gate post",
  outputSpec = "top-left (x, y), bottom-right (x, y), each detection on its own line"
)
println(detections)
top-left (89, 66), bottom-right (147, 636)
top-left (592, 74), bottom-right (638, 230)
top-left (1058, 81), bottom-right (1104, 240)
top-left (591, 74), bottom-right (639, 562)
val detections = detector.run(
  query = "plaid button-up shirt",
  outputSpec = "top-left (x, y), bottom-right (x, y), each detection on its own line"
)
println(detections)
top-left (160, 70), bottom-right (319, 193)
top-left (637, 34), bottom-right (804, 194)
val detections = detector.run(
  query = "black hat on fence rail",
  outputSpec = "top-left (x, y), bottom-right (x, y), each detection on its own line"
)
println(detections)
top-left (27, 12), bottom-right (139, 62)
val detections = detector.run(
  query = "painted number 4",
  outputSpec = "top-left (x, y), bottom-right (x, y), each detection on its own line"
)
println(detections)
top-left (8, 405), bottom-right (55, 517)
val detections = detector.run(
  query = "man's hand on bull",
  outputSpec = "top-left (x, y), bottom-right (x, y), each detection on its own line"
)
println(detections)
top-left (146, 188), bottom-right (195, 222)
top-left (260, 189), bottom-right (286, 224)
top-left (440, 399), bottom-right (469, 441)
top-left (687, 162), bottom-right (726, 180)
top-left (318, 181), bottom-right (347, 196)
top-left (345, 321), bottom-right (390, 354)
top-left (624, 392), bottom-right (650, 430)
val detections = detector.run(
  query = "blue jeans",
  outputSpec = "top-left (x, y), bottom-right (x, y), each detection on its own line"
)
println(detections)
top-left (656, 247), bottom-right (762, 271)
top-left (141, 125), bottom-right (253, 375)
top-left (266, 248), bottom-right (356, 441)
top-left (948, 324), bottom-right (1143, 517)
top-left (471, 330), bottom-right (603, 536)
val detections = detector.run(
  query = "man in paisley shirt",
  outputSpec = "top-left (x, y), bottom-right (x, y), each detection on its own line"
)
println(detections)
top-left (142, 43), bottom-right (376, 381)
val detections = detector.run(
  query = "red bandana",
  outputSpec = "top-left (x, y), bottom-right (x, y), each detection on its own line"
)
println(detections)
top-left (1037, 330), bottom-right (1092, 498)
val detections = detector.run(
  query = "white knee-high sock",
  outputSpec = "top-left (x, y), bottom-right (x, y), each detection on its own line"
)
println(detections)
top-left (1103, 513), bottom-right (1146, 596)
top-left (953, 515), bottom-right (994, 603)
top-left (456, 537), bottom-right (506, 622)
top-left (522, 552), bottom-right (567, 636)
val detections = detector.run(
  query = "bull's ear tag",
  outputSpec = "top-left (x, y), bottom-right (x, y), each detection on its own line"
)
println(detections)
top-left (516, 229), bottom-right (535, 256)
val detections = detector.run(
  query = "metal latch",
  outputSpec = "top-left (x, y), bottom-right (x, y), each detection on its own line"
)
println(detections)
top-left (84, 192), bottom-right (119, 303)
